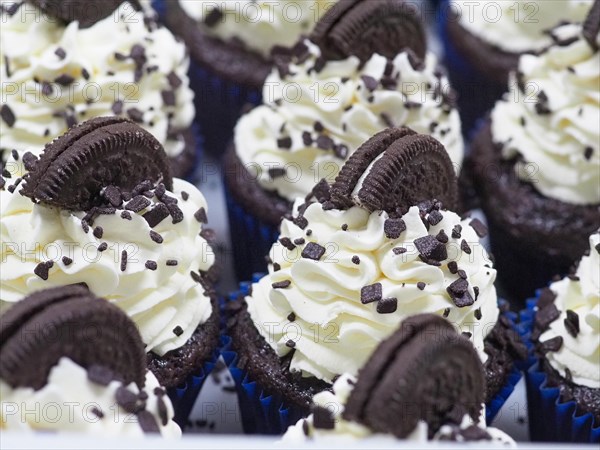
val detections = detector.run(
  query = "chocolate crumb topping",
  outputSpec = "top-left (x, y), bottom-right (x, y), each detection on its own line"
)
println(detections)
top-left (384, 218), bottom-right (406, 239)
top-left (377, 297), bottom-right (398, 314)
top-left (361, 283), bottom-right (382, 304)
top-left (272, 280), bottom-right (291, 289)
top-left (172, 325), bottom-right (183, 337)
top-left (301, 242), bottom-right (326, 261)
top-left (352, 255), bottom-right (360, 265)
top-left (145, 260), bottom-right (157, 271)
top-left (34, 261), bottom-right (54, 280)
top-left (564, 310), bottom-right (580, 338)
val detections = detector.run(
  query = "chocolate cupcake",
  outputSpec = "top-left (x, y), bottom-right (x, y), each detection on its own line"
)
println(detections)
top-left (527, 230), bottom-right (599, 442)
top-left (0, 0), bottom-right (197, 177)
top-left (165, 0), bottom-right (428, 157)
top-left (224, 0), bottom-right (463, 280)
top-left (470, 18), bottom-right (600, 305)
top-left (283, 314), bottom-right (515, 446)
top-left (0, 117), bottom-right (219, 425)
top-left (225, 127), bottom-right (525, 433)
top-left (0, 285), bottom-right (181, 436)
top-left (440, 0), bottom-right (592, 134)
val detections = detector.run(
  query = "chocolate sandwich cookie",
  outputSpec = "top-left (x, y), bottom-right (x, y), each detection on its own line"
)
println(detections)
top-left (310, 0), bottom-right (426, 64)
top-left (21, 117), bottom-right (172, 211)
top-left (343, 314), bottom-right (485, 438)
top-left (12, 117), bottom-right (220, 393)
top-left (0, 285), bottom-right (146, 390)
top-left (28, 0), bottom-right (140, 28)
top-left (329, 126), bottom-right (458, 213)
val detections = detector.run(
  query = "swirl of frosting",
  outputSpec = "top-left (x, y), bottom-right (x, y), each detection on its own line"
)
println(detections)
top-left (282, 373), bottom-right (515, 446)
top-left (0, 0), bottom-right (195, 159)
top-left (246, 200), bottom-right (498, 383)
top-left (0, 154), bottom-right (215, 356)
top-left (454, 0), bottom-right (590, 53)
top-left (540, 230), bottom-right (600, 389)
top-left (491, 23), bottom-right (600, 205)
top-left (178, 0), bottom-right (331, 58)
top-left (0, 357), bottom-right (181, 436)
top-left (235, 40), bottom-right (463, 202)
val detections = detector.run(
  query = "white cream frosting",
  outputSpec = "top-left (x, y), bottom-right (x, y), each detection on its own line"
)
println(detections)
top-left (491, 23), bottom-right (600, 205)
top-left (0, 1), bottom-right (195, 159)
top-left (178, 0), bottom-right (332, 58)
top-left (0, 357), bottom-right (181, 437)
top-left (281, 373), bottom-right (515, 446)
top-left (246, 201), bottom-right (499, 383)
top-left (235, 40), bottom-right (464, 202)
top-left (454, 0), bottom-right (591, 53)
top-left (0, 155), bottom-right (215, 357)
top-left (540, 230), bottom-right (600, 389)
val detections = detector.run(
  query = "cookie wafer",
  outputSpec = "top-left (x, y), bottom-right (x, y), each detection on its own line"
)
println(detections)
top-left (343, 314), bottom-right (485, 438)
top-left (310, 0), bottom-right (426, 64)
top-left (0, 286), bottom-right (146, 390)
top-left (329, 127), bottom-right (458, 213)
top-left (20, 117), bottom-right (172, 211)
top-left (28, 0), bottom-right (141, 28)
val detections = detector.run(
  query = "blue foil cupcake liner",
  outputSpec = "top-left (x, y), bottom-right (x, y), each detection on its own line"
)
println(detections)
top-left (485, 301), bottom-right (530, 424)
top-left (437, 0), bottom-right (507, 137)
top-left (523, 294), bottom-right (599, 443)
top-left (167, 343), bottom-right (219, 431)
top-left (224, 184), bottom-right (279, 282)
top-left (221, 278), bottom-right (306, 434)
top-left (188, 58), bottom-right (262, 158)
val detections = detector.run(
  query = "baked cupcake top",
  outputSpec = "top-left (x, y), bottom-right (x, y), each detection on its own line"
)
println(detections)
top-left (0, 286), bottom-right (181, 436)
top-left (0, 118), bottom-right (215, 358)
top-left (453, 0), bottom-right (590, 53)
top-left (245, 128), bottom-right (496, 383)
top-left (235, 39), bottom-right (463, 202)
top-left (536, 230), bottom-right (600, 389)
top-left (491, 21), bottom-right (600, 205)
top-left (178, 0), bottom-right (331, 58)
top-left (282, 314), bottom-right (515, 446)
top-left (0, 0), bottom-right (195, 161)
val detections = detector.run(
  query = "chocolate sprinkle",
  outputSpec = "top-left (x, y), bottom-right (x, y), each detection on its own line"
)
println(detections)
top-left (436, 229), bottom-right (449, 243)
top-left (137, 410), bottom-right (160, 434)
top-left (126, 195), bottom-right (151, 212)
top-left (279, 237), bottom-right (296, 251)
top-left (584, 146), bottom-right (594, 160)
top-left (393, 247), bottom-right (407, 255)
top-left (34, 261), bottom-right (54, 280)
top-left (352, 255), bottom-right (360, 265)
top-left (469, 218), bottom-right (488, 238)
top-left (194, 207), bottom-right (208, 224)
top-left (120, 211), bottom-right (132, 220)
top-left (443, 307), bottom-right (451, 318)
top-left (55, 74), bottom-right (74, 86)
top-left (143, 203), bottom-right (169, 227)
top-left (166, 259), bottom-right (178, 266)
top-left (446, 278), bottom-right (474, 307)
top-left (149, 230), bottom-right (163, 244)
top-left (93, 226), bottom-right (103, 239)
top-left (474, 308), bottom-right (482, 320)
top-left (313, 406), bottom-right (335, 430)
top-left (55, 47), bottom-right (66, 59)
top-left (361, 283), bottom-right (382, 304)
top-left (173, 325), bottom-right (183, 337)
top-left (447, 261), bottom-right (458, 274)
top-left (277, 137), bottom-right (292, 149)
top-left (460, 240), bottom-right (472, 254)
top-left (427, 210), bottom-right (443, 226)
top-left (384, 218), bottom-right (406, 239)
top-left (287, 312), bottom-right (296, 322)
top-left (361, 75), bottom-right (378, 91)
top-left (286, 339), bottom-right (296, 348)
top-left (145, 260), bottom-right (157, 271)
top-left (451, 225), bottom-right (462, 239)
top-left (97, 242), bottom-right (108, 252)
top-left (272, 280), bottom-right (291, 289)
top-left (414, 235), bottom-right (448, 262)
top-left (1, 104), bottom-right (15, 127)
top-left (417, 282), bottom-right (426, 290)
top-left (301, 242), bottom-right (326, 261)
top-left (564, 310), bottom-right (580, 338)
top-left (62, 256), bottom-right (73, 266)
top-left (377, 297), bottom-right (398, 314)
top-left (120, 250), bottom-right (128, 272)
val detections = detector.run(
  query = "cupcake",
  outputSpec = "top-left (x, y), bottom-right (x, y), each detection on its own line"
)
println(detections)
top-left (1, 285), bottom-right (181, 437)
top-left (0, 117), bottom-right (219, 426)
top-left (527, 230), bottom-right (599, 442)
top-left (440, 0), bottom-right (592, 134)
top-left (224, 0), bottom-right (462, 280)
top-left (165, 0), bottom-right (428, 157)
top-left (0, 0), bottom-right (197, 177)
top-left (283, 314), bottom-right (515, 446)
top-left (470, 17), bottom-right (600, 305)
top-left (225, 127), bottom-right (526, 433)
